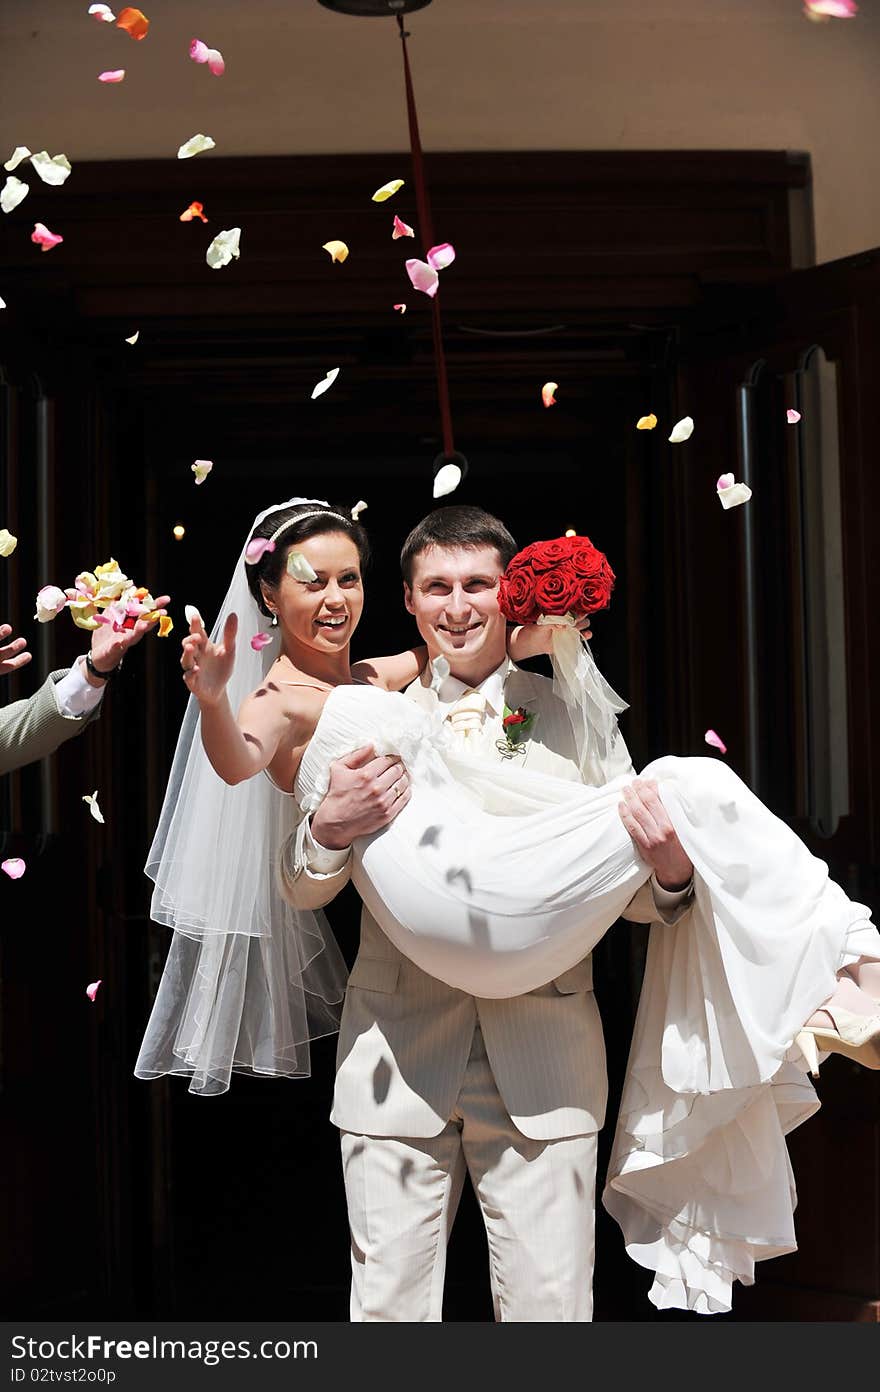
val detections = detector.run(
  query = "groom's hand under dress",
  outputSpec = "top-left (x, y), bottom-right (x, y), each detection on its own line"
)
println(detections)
top-left (310, 744), bottom-right (411, 851)
top-left (618, 778), bottom-right (694, 891)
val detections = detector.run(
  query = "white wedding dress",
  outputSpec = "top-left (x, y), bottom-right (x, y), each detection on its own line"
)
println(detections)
top-left (294, 682), bottom-right (879, 1313)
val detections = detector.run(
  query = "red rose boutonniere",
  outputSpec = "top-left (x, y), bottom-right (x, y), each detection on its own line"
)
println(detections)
top-left (497, 703), bottom-right (536, 759)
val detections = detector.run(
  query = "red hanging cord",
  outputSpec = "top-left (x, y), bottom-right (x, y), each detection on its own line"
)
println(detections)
top-left (397, 15), bottom-right (456, 463)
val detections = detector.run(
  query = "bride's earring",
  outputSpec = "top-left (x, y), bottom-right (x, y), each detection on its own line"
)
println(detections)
top-left (270, 613), bottom-right (278, 627)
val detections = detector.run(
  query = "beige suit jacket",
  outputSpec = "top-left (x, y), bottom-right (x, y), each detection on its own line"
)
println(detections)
top-left (0, 669), bottom-right (102, 776)
top-left (280, 663), bottom-right (691, 1140)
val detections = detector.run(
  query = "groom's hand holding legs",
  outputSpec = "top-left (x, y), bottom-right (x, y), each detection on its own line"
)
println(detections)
top-left (618, 778), bottom-right (694, 891)
top-left (311, 744), bottom-right (411, 850)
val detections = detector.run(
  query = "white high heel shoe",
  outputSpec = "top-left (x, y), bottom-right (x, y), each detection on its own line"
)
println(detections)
top-left (796, 1005), bottom-right (880, 1078)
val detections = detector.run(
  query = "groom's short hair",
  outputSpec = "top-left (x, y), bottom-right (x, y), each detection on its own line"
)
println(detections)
top-left (400, 506), bottom-right (518, 585)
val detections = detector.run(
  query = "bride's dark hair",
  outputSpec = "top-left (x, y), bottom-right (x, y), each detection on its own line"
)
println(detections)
top-left (245, 502), bottom-right (371, 618)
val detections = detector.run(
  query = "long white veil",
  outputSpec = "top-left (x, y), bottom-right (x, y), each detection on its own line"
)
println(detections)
top-left (135, 498), bottom-right (349, 1096)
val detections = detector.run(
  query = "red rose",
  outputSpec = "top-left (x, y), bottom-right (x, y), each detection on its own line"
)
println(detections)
top-left (502, 711), bottom-right (527, 728)
top-left (534, 562), bottom-right (581, 615)
top-left (498, 568), bottom-right (538, 623)
top-left (528, 537), bottom-right (573, 573)
top-left (567, 539), bottom-right (615, 612)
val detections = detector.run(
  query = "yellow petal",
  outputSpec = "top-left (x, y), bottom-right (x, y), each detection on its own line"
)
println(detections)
top-left (371, 178), bottom-right (404, 203)
top-left (322, 240), bottom-right (349, 264)
top-left (71, 606), bottom-right (100, 630)
top-left (0, 528), bottom-right (17, 557)
top-left (157, 614), bottom-right (173, 637)
top-left (636, 414), bottom-right (658, 430)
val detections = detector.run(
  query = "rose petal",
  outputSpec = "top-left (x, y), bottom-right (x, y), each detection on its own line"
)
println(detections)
top-left (190, 39), bottom-right (224, 74)
top-left (716, 472), bottom-right (734, 490)
top-left (786, 409), bottom-right (801, 424)
top-left (636, 413), bottom-right (658, 430)
top-left (250, 631), bottom-right (272, 651)
top-left (1, 858), bottom-right (26, 879)
top-left (311, 367), bottom-right (340, 400)
top-left (393, 303), bottom-right (406, 313)
top-left (82, 791), bottom-right (105, 824)
top-left (30, 151), bottom-right (72, 186)
top-left (0, 296), bottom-right (5, 309)
top-left (245, 538), bottom-right (275, 564)
top-left (287, 551), bottom-right (319, 582)
top-left (426, 242), bottom-right (455, 271)
top-left (31, 222), bottom-right (63, 251)
top-left (1, 177), bottom-right (29, 214)
top-left (717, 479), bottom-right (753, 510)
top-left (184, 604), bottom-right (202, 626)
top-left (350, 500), bottom-right (368, 521)
top-left (668, 415), bottom-right (694, 443)
top-left (704, 729), bottom-right (728, 755)
top-left (0, 529), bottom-right (18, 557)
top-left (177, 133), bottom-right (216, 160)
top-left (191, 459), bottom-right (213, 484)
top-left (116, 7), bottom-right (150, 39)
top-left (190, 38), bottom-right (210, 63)
top-left (157, 614), bottom-right (173, 638)
top-left (322, 240), bottom-right (349, 264)
top-left (205, 227), bottom-right (240, 269)
top-left (541, 382), bottom-right (558, 409)
top-left (4, 146), bottom-right (32, 172)
top-left (804, 1), bottom-right (857, 18)
top-left (433, 462), bottom-right (462, 499)
top-left (86, 980), bottom-right (102, 1002)
top-left (98, 70), bottom-right (126, 82)
top-left (34, 584), bottom-right (68, 622)
top-left (391, 215), bottom-right (414, 239)
top-left (125, 330), bottom-right (139, 345)
top-left (88, 4), bottom-right (116, 20)
top-left (372, 178), bottom-right (404, 202)
top-left (405, 258), bottom-right (439, 298)
top-left (206, 49), bottom-right (225, 76)
top-left (179, 201), bottom-right (208, 223)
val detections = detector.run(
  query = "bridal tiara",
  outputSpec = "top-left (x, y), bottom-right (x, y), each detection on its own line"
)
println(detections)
top-left (267, 508), bottom-right (352, 546)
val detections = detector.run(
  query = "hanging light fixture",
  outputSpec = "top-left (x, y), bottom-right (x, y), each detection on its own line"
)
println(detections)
top-left (317, 0), bottom-right (468, 496)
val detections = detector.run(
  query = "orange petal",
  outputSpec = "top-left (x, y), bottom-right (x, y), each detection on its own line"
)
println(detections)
top-left (179, 201), bottom-right (208, 223)
top-left (636, 413), bottom-right (658, 430)
top-left (116, 7), bottom-right (149, 39)
top-left (157, 614), bottom-right (173, 637)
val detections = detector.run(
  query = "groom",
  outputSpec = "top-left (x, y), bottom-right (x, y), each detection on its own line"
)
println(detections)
top-left (281, 505), bottom-right (695, 1322)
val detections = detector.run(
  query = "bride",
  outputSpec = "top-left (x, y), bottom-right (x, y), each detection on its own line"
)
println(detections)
top-left (138, 495), bottom-right (880, 1314)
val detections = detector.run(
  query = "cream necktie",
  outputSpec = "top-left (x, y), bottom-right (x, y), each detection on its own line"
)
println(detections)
top-left (446, 689), bottom-right (487, 739)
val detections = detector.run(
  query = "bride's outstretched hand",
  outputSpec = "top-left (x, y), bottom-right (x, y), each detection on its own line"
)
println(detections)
top-left (508, 614), bottom-right (593, 661)
top-left (181, 611), bottom-right (238, 706)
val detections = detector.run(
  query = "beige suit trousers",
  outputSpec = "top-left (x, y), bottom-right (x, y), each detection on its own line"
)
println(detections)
top-left (341, 1023), bottom-right (597, 1322)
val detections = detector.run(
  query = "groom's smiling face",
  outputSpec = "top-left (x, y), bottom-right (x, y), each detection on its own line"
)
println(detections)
top-left (404, 544), bottom-right (508, 684)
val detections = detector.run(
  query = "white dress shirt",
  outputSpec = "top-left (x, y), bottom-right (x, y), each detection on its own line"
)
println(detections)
top-left (53, 658), bottom-right (106, 718)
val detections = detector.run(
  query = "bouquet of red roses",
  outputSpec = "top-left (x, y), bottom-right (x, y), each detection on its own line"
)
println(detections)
top-left (497, 536), bottom-right (615, 625)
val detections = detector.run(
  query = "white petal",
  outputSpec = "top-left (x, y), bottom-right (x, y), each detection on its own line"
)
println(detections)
top-left (205, 228), bottom-right (241, 269)
top-left (177, 133), bottom-right (216, 160)
top-left (29, 151), bottom-right (72, 186)
top-left (1, 177), bottom-right (29, 214)
top-left (429, 656), bottom-right (450, 692)
top-left (350, 500), bottom-right (368, 521)
top-left (287, 551), bottom-right (319, 582)
top-left (310, 367), bottom-right (340, 400)
top-left (184, 605), bottom-right (202, 627)
top-left (717, 481), bottom-right (753, 510)
top-left (668, 415), bottom-right (694, 444)
top-left (82, 791), bottom-right (105, 824)
top-left (4, 146), bottom-right (32, 172)
top-left (432, 463), bottom-right (462, 498)
top-left (125, 331), bottom-right (139, 345)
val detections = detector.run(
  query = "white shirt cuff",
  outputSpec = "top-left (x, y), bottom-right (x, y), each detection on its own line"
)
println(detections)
top-left (650, 872), bottom-right (693, 909)
top-left (303, 818), bottom-right (351, 875)
top-left (53, 659), bottom-right (106, 718)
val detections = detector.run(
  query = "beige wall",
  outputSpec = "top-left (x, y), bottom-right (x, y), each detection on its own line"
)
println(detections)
top-left (1, 0), bottom-right (878, 264)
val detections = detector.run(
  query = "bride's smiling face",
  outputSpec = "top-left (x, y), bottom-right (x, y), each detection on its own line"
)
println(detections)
top-left (263, 531), bottom-right (364, 653)
top-left (404, 543), bottom-right (507, 681)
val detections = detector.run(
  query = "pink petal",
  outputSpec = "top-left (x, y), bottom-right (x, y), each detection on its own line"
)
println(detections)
top-left (245, 538), bottom-right (275, 565)
top-left (716, 473), bottom-right (734, 490)
top-left (392, 215), bottom-right (414, 240)
top-left (704, 729), bottom-right (728, 755)
top-left (426, 242), bottom-right (455, 271)
top-left (206, 49), bottom-right (225, 76)
top-left (98, 69), bottom-right (126, 82)
top-left (251, 631), bottom-right (272, 651)
top-left (189, 38), bottom-right (210, 62)
top-left (786, 409), bottom-right (801, 424)
top-left (393, 303), bottom-right (407, 313)
top-left (405, 258), bottom-right (439, 298)
top-left (804, 1), bottom-right (857, 17)
top-left (542, 381), bottom-right (558, 408)
top-left (1, 857), bottom-right (26, 879)
top-left (88, 4), bottom-right (116, 20)
top-left (31, 222), bottom-right (63, 251)
top-left (86, 980), bottom-right (102, 1002)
